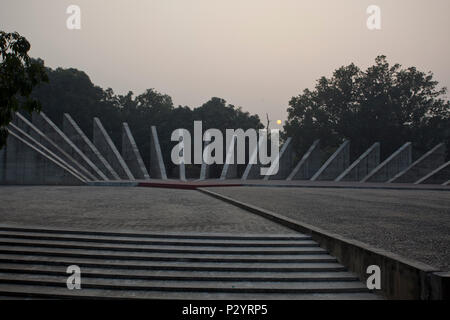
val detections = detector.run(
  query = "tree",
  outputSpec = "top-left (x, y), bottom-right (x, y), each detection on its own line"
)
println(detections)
top-left (284, 56), bottom-right (450, 160)
top-left (0, 31), bottom-right (48, 148)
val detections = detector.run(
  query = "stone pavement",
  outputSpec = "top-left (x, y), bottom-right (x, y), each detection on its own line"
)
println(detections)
top-left (0, 186), bottom-right (293, 234)
top-left (205, 186), bottom-right (450, 271)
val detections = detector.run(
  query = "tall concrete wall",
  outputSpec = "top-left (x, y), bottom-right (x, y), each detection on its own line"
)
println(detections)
top-left (9, 123), bottom-right (89, 181)
top-left (122, 123), bottom-right (150, 180)
top-left (12, 114), bottom-right (90, 182)
top-left (264, 138), bottom-right (293, 180)
top-left (362, 142), bottom-right (412, 183)
top-left (311, 140), bottom-right (350, 181)
top-left (2, 114), bottom-right (448, 186)
top-left (32, 112), bottom-right (103, 181)
top-left (415, 161), bottom-right (450, 185)
top-left (93, 118), bottom-right (135, 181)
top-left (287, 140), bottom-right (323, 181)
top-left (150, 126), bottom-right (167, 180)
top-left (0, 146), bottom-right (5, 182)
top-left (220, 136), bottom-right (238, 180)
top-left (2, 127), bottom-right (85, 185)
top-left (63, 114), bottom-right (118, 180)
top-left (199, 140), bottom-right (211, 181)
top-left (241, 139), bottom-right (264, 180)
top-left (335, 143), bottom-right (380, 182)
top-left (388, 143), bottom-right (446, 184)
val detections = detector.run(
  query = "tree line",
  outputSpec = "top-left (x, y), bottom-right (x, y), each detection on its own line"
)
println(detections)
top-left (30, 67), bottom-right (263, 175)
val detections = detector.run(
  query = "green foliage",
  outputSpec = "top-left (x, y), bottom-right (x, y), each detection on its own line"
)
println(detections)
top-left (284, 56), bottom-right (450, 160)
top-left (0, 31), bottom-right (48, 148)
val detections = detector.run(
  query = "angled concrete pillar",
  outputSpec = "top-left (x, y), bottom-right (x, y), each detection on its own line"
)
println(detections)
top-left (93, 118), bottom-right (135, 181)
top-left (122, 123), bottom-right (150, 180)
top-left (443, 180), bottom-right (449, 186)
top-left (13, 112), bottom-right (94, 182)
top-left (0, 145), bottom-right (5, 183)
top-left (198, 139), bottom-right (211, 181)
top-left (287, 140), bottom-right (323, 181)
top-left (63, 114), bottom-right (119, 180)
top-left (220, 135), bottom-right (238, 180)
top-left (150, 126), bottom-right (167, 180)
top-left (241, 141), bottom-right (262, 180)
top-left (31, 112), bottom-right (105, 181)
top-left (264, 137), bottom-right (293, 180)
top-left (388, 143), bottom-right (446, 184)
top-left (4, 126), bottom-right (85, 185)
top-left (9, 123), bottom-right (89, 181)
top-left (335, 143), bottom-right (380, 182)
top-left (311, 140), bottom-right (350, 181)
top-left (362, 142), bottom-right (412, 183)
top-left (414, 161), bottom-right (450, 185)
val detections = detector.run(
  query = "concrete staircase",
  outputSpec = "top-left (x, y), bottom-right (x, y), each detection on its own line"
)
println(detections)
top-left (0, 226), bottom-right (379, 299)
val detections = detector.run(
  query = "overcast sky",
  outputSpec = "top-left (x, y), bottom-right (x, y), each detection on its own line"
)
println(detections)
top-left (1, 0), bottom-right (449, 125)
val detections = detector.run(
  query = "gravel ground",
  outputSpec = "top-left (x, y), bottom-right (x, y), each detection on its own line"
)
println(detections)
top-left (206, 186), bottom-right (450, 271)
top-left (0, 186), bottom-right (294, 234)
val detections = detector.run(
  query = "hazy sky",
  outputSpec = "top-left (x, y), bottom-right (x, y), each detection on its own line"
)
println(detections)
top-left (1, 0), bottom-right (449, 125)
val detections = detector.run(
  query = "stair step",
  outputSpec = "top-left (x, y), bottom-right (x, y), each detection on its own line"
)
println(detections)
top-left (0, 245), bottom-right (335, 263)
top-left (0, 255), bottom-right (347, 272)
top-left (0, 231), bottom-right (316, 247)
top-left (0, 226), bottom-right (310, 240)
top-left (0, 273), bottom-right (369, 293)
top-left (0, 226), bottom-right (380, 299)
top-left (0, 263), bottom-right (359, 282)
top-left (0, 284), bottom-right (382, 300)
top-left (0, 239), bottom-right (326, 255)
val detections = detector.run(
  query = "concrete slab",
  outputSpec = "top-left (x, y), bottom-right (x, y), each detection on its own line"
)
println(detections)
top-left (122, 123), bottom-right (150, 180)
top-left (150, 126), bottom-right (167, 180)
top-left (264, 138), bottom-right (293, 180)
top-left (220, 135), bottom-right (238, 180)
top-left (199, 140), bottom-right (211, 181)
top-left (362, 142), bottom-right (412, 183)
top-left (8, 124), bottom-right (88, 182)
top-left (241, 141), bottom-right (261, 180)
top-left (3, 128), bottom-right (85, 185)
top-left (63, 114), bottom-right (117, 180)
top-left (0, 146), bottom-right (5, 182)
top-left (311, 140), bottom-right (350, 181)
top-left (287, 140), bottom-right (323, 181)
top-left (13, 112), bottom-right (94, 181)
top-left (93, 118), bottom-right (135, 180)
top-left (415, 161), bottom-right (450, 185)
top-left (32, 112), bottom-right (103, 181)
top-left (389, 143), bottom-right (446, 184)
top-left (335, 143), bottom-right (380, 182)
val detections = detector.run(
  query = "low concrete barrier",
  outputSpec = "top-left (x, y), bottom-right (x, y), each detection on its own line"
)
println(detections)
top-left (199, 188), bottom-right (446, 300)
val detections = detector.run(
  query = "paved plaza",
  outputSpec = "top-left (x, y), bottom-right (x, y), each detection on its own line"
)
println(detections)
top-left (206, 186), bottom-right (450, 271)
top-left (0, 186), bottom-right (293, 235)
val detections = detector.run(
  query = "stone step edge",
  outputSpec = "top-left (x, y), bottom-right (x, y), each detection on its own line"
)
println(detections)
top-left (0, 225), bottom-right (310, 240)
